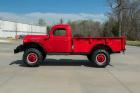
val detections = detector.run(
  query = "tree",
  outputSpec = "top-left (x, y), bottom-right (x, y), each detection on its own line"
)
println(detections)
top-left (107, 0), bottom-right (140, 40)
top-left (38, 18), bottom-right (46, 26)
top-left (102, 17), bottom-right (119, 37)
top-left (68, 20), bottom-right (102, 37)
top-left (107, 0), bottom-right (126, 36)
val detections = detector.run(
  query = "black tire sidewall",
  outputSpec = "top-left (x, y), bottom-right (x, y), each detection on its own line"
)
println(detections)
top-left (91, 49), bottom-right (110, 68)
top-left (23, 48), bottom-right (43, 67)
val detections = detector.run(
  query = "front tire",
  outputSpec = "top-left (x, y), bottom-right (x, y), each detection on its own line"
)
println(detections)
top-left (91, 49), bottom-right (110, 68)
top-left (23, 48), bottom-right (43, 67)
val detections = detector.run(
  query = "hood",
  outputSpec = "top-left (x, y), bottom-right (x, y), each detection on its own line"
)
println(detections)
top-left (23, 35), bottom-right (49, 43)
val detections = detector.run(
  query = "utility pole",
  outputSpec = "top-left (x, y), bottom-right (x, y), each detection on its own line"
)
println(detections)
top-left (119, 9), bottom-right (122, 37)
top-left (15, 23), bottom-right (18, 39)
top-left (119, 0), bottom-right (123, 37)
top-left (31, 25), bottom-right (32, 35)
top-left (60, 18), bottom-right (63, 24)
top-left (119, 0), bottom-right (127, 36)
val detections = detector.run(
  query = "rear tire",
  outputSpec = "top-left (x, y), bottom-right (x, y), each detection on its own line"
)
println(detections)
top-left (91, 49), bottom-right (110, 68)
top-left (23, 48), bottom-right (43, 67)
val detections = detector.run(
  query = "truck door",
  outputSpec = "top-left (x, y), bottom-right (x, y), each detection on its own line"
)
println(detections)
top-left (49, 28), bottom-right (71, 53)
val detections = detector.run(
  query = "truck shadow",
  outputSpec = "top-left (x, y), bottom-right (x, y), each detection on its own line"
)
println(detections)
top-left (10, 59), bottom-right (102, 68)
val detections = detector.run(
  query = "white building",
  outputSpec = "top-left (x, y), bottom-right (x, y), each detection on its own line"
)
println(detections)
top-left (0, 20), bottom-right (47, 38)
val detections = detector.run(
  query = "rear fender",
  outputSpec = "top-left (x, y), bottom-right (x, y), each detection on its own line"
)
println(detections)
top-left (89, 44), bottom-right (112, 55)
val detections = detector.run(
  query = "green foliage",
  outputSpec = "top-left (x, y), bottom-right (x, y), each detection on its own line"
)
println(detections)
top-left (102, 19), bottom-right (119, 37)
top-left (127, 41), bottom-right (140, 46)
top-left (111, 22), bottom-right (119, 36)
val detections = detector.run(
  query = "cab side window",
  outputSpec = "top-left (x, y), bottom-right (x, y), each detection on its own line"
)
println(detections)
top-left (53, 28), bottom-right (66, 36)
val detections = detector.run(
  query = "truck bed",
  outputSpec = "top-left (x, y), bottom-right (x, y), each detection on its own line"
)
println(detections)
top-left (73, 37), bottom-right (126, 53)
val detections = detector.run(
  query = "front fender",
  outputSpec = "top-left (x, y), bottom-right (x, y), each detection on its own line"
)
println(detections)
top-left (14, 44), bottom-right (24, 54)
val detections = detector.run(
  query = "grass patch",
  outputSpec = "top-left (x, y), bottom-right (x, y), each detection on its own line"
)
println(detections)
top-left (127, 41), bottom-right (140, 46)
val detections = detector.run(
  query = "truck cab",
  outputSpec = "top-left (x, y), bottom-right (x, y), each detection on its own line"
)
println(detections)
top-left (46, 24), bottom-right (72, 53)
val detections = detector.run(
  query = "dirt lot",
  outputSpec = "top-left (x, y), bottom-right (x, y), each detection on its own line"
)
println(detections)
top-left (0, 43), bottom-right (140, 93)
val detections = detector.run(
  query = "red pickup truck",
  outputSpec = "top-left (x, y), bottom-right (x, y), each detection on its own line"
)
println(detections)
top-left (14, 24), bottom-right (126, 67)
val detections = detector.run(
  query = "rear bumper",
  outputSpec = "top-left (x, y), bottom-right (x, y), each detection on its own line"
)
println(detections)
top-left (14, 45), bottom-right (24, 54)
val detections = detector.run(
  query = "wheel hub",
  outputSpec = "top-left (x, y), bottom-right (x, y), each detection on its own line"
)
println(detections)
top-left (96, 53), bottom-right (106, 63)
top-left (27, 53), bottom-right (38, 63)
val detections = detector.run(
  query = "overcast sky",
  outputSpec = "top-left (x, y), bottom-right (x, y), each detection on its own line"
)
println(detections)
top-left (0, 0), bottom-right (109, 24)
